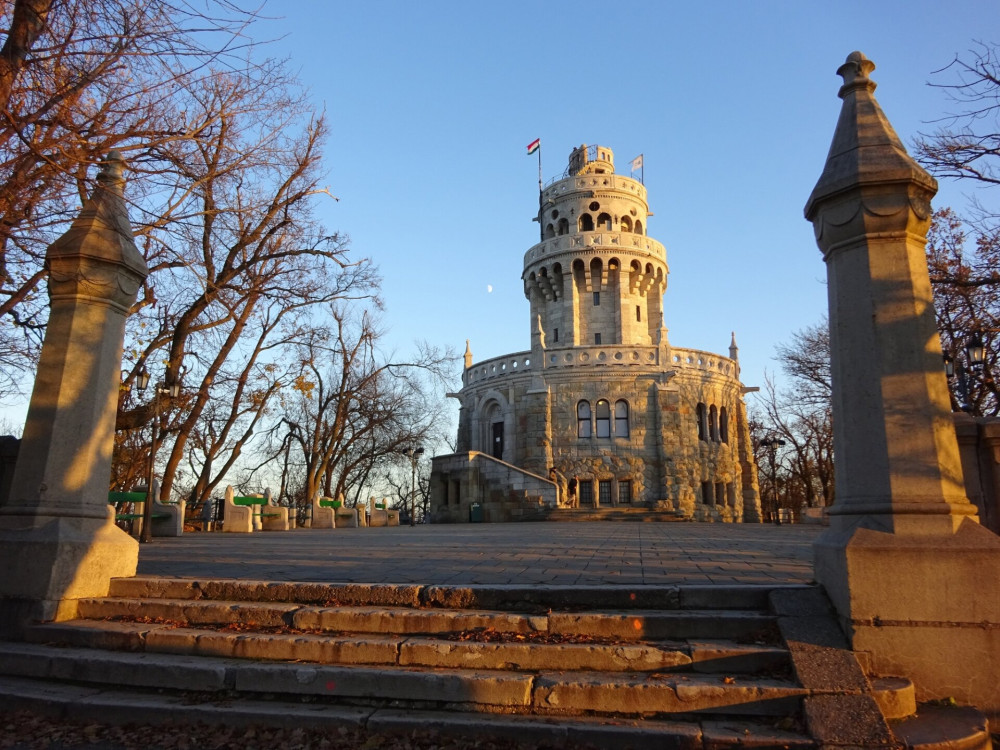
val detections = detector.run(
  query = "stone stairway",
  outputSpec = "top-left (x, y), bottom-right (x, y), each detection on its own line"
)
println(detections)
top-left (0, 578), bottom-right (992, 748)
top-left (540, 507), bottom-right (690, 522)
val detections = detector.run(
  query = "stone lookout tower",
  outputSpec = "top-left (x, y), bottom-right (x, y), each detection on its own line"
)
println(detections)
top-left (430, 144), bottom-right (761, 522)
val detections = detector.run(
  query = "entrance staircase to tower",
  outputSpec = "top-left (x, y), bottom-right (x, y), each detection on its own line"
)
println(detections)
top-left (0, 578), bottom-right (991, 748)
top-left (540, 506), bottom-right (690, 522)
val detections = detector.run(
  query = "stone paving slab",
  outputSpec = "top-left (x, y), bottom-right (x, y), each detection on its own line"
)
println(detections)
top-left (135, 522), bottom-right (820, 586)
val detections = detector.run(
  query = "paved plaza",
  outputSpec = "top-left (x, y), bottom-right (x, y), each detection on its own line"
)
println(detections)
top-left (136, 522), bottom-right (820, 586)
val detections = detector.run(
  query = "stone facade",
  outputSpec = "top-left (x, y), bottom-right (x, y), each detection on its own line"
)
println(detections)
top-left (431, 145), bottom-right (761, 522)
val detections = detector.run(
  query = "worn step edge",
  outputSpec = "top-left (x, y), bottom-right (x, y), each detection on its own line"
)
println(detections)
top-left (109, 576), bottom-right (814, 612)
top-left (0, 674), bottom-right (818, 749)
top-left (75, 597), bottom-right (778, 641)
top-left (0, 642), bottom-right (806, 717)
top-left (26, 620), bottom-right (789, 675)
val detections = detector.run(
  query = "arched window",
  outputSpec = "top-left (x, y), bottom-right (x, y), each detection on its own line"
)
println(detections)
top-left (620, 216), bottom-right (633, 232)
top-left (579, 213), bottom-right (594, 232)
top-left (595, 399), bottom-right (611, 438)
top-left (577, 401), bottom-right (592, 438)
top-left (709, 405), bottom-right (719, 442)
top-left (635, 219), bottom-right (644, 235)
top-left (544, 223), bottom-right (555, 239)
top-left (719, 406), bottom-right (729, 444)
top-left (557, 218), bottom-right (569, 235)
top-left (614, 400), bottom-right (629, 437)
top-left (696, 403), bottom-right (707, 441)
top-left (597, 212), bottom-right (612, 230)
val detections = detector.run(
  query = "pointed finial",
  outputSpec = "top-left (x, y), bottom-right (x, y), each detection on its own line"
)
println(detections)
top-left (464, 339), bottom-right (473, 370)
top-left (97, 150), bottom-right (126, 196)
top-left (729, 332), bottom-right (739, 361)
top-left (837, 51), bottom-right (876, 98)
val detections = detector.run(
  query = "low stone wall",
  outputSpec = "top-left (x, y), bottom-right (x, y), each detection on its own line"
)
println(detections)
top-left (953, 413), bottom-right (1000, 534)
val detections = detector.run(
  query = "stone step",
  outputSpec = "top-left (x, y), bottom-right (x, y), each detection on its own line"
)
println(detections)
top-left (0, 642), bottom-right (807, 718)
top-left (107, 576), bottom-right (800, 611)
top-left (26, 620), bottom-right (789, 675)
top-left (73, 596), bottom-right (780, 642)
top-left (541, 508), bottom-right (690, 522)
top-left (0, 674), bottom-right (818, 748)
top-left (891, 704), bottom-right (994, 750)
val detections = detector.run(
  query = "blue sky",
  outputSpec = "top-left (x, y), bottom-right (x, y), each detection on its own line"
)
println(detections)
top-left (2, 1), bottom-right (994, 433)
top-left (260, 1), bottom-right (993, 401)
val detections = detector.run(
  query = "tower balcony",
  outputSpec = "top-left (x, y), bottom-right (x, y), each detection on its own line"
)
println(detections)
top-left (524, 232), bottom-right (666, 268)
top-left (461, 345), bottom-right (740, 390)
top-left (542, 172), bottom-right (647, 204)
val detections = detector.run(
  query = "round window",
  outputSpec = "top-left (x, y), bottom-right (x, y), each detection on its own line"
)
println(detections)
top-left (589, 201), bottom-right (600, 211)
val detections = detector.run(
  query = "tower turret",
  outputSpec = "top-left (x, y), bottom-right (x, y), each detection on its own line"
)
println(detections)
top-left (523, 145), bottom-right (668, 350)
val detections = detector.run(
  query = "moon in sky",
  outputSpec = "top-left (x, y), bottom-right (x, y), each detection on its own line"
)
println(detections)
top-left (487, 284), bottom-right (493, 293)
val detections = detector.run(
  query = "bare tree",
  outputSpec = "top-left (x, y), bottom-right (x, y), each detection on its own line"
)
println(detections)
top-left (108, 60), bottom-right (378, 501)
top-left (0, 0), bottom-right (260, 397)
top-left (268, 304), bottom-right (454, 508)
top-left (912, 42), bottom-right (1000, 413)
top-left (926, 208), bottom-right (1000, 415)
top-left (754, 320), bottom-right (835, 512)
top-left (916, 41), bottom-right (1000, 202)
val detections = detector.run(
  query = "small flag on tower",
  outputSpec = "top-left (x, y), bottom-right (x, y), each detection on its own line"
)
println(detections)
top-left (527, 138), bottom-right (540, 155)
top-left (629, 154), bottom-right (644, 172)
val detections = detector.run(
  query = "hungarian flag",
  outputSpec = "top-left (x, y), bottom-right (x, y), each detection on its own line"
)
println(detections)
top-left (526, 138), bottom-right (540, 155)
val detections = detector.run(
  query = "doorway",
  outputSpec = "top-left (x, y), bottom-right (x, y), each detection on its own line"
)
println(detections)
top-left (491, 421), bottom-right (504, 460)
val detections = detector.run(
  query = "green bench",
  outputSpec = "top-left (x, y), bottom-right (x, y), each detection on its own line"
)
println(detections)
top-left (107, 489), bottom-right (183, 537)
top-left (223, 486), bottom-right (290, 532)
top-left (108, 490), bottom-right (170, 523)
top-left (231, 495), bottom-right (283, 518)
top-left (319, 498), bottom-right (343, 509)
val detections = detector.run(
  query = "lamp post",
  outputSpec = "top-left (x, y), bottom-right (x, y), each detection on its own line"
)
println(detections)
top-left (136, 369), bottom-right (179, 543)
top-left (405, 446), bottom-right (424, 526)
top-left (944, 332), bottom-right (989, 412)
top-left (758, 437), bottom-right (785, 524)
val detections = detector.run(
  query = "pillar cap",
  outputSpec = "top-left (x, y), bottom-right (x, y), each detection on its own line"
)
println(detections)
top-left (805, 51), bottom-right (937, 221)
top-left (46, 151), bottom-right (148, 281)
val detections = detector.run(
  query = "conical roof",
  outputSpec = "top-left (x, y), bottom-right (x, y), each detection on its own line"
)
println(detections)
top-left (804, 52), bottom-right (936, 219)
top-left (47, 151), bottom-right (148, 279)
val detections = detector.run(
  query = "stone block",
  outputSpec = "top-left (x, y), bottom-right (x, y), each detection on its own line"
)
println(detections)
top-left (399, 639), bottom-right (691, 672)
top-left (231, 663), bottom-right (533, 706)
top-left (0, 516), bottom-right (137, 630)
top-left (802, 694), bottom-right (894, 747)
top-left (815, 520), bottom-right (1000, 715)
top-left (532, 673), bottom-right (804, 716)
top-left (292, 606), bottom-right (543, 635)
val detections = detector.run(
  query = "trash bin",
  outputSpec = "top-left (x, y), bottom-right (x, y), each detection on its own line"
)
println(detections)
top-left (469, 503), bottom-right (483, 523)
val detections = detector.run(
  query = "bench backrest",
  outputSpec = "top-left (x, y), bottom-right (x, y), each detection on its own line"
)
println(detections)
top-left (319, 498), bottom-right (343, 508)
top-left (108, 491), bottom-right (147, 505)
top-left (232, 496), bottom-right (267, 506)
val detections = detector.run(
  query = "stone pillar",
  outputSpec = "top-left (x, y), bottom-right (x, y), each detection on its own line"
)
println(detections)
top-left (0, 152), bottom-right (149, 634)
top-left (0, 435), bottom-right (18, 506)
top-left (805, 52), bottom-right (1000, 715)
top-left (734, 392), bottom-right (762, 522)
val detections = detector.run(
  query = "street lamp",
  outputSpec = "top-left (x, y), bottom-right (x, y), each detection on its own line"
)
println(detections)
top-left (404, 446), bottom-right (424, 526)
top-left (943, 333), bottom-right (988, 412)
top-left (758, 437), bottom-right (785, 524)
top-left (137, 369), bottom-right (180, 543)
top-left (966, 332), bottom-right (986, 371)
